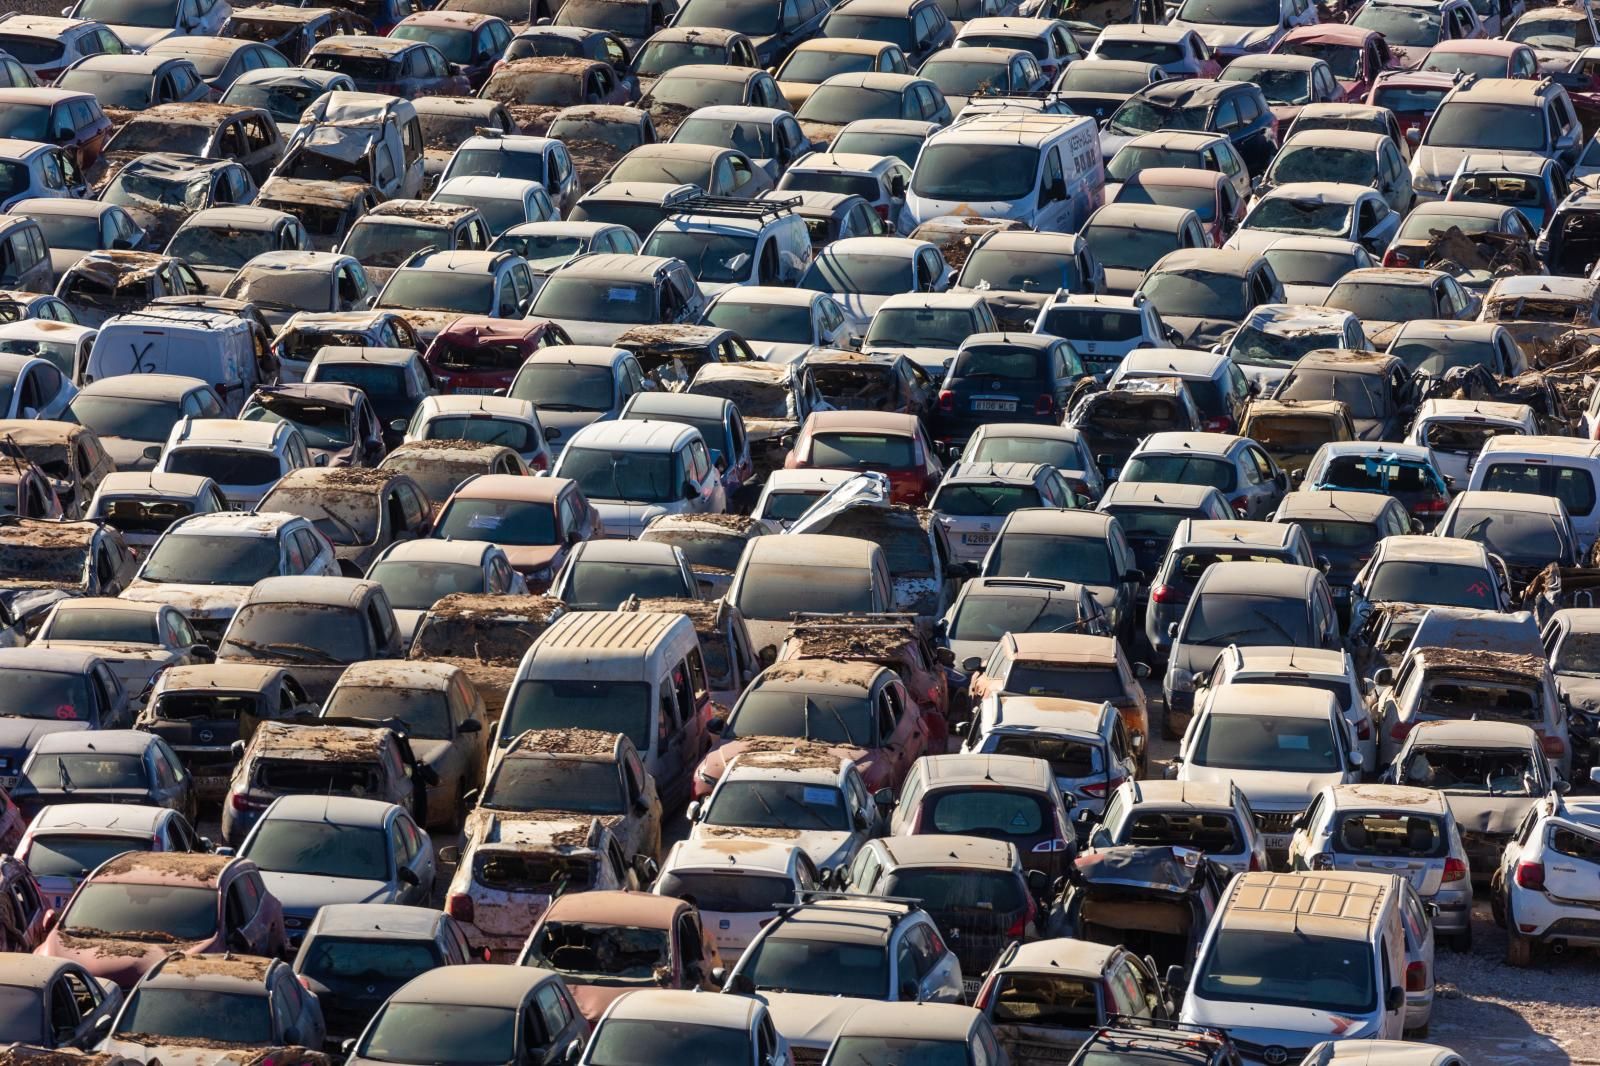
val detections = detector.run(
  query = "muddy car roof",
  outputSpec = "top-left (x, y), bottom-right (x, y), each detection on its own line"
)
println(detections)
top-left (0, 954), bottom-right (109, 985)
top-left (1375, 534), bottom-right (1486, 563)
top-left (1223, 870), bottom-right (1392, 937)
top-left (664, 836), bottom-right (798, 871)
top-left (421, 592), bottom-right (564, 621)
top-left (336, 660), bottom-right (460, 691)
top-left (156, 663), bottom-right (293, 691)
top-left (312, 902), bottom-right (452, 938)
top-left (269, 467), bottom-right (413, 496)
top-left (363, 199), bottom-right (481, 225)
top-left (600, 987), bottom-right (763, 1027)
top-left (144, 953), bottom-right (275, 991)
top-left (541, 889), bottom-right (686, 927)
top-left (1195, 561), bottom-right (1322, 598)
top-left (1409, 718), bottom-right (1539, 747)
top-left (389, 964), bottom-right (558, 1007)
top-left (532, 610), bottom-right (690, 659)
top-left (249, 382), bottom-right (366, 409)
top-left (753, 659), bottom-right (886, 695)
top-left (504, 727), bottom-right (623, 758)
top-left (745, 533), bottom-right (876, 567)
top-left (1206, 682), bottom-right (1338, 719)
top-left (29, 802), bottom-right (173, 834)
top-left (1002, 937), bottom-right (1118, 975)
top-left (1000, 508), bottom-right (1113, 536)
top-left (1274, 489), bottom-right (1397, 520)
top-left (252, 721), bottom-right (391, 761)
top-left (1330, 783), bottom-right (1448, 812)
top-left (1123, 779), bottom-right (1234, 809)
top-left (878, 834), bottom-right (1015, 870)
top-left (1001, 631), bottom-right (1118, 664)
top-left (242, 575), bottom-right (379, 608)
top-left (92, 850), bottom-right (232, 885)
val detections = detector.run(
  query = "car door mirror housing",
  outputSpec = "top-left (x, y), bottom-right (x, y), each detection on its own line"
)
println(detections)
top-left (397, 866), bottom-right (420, 887)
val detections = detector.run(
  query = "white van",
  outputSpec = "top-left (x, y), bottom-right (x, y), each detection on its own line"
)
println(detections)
top-left (1465, 435), bottom-right (1600, 556)
top-left (82, 310), bottom-right (260, 416)
top-left (907, 112), bottom-right (1104, 233)
top-left (1182, 870), bottom-right (1410, 1058)
top-left (273, 92), bottom-right (424, 202)
top-left (493, 609), bottom-right (713, 808)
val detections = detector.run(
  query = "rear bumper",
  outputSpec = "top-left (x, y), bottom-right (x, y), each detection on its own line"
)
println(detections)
top-left (1509, 886), bottom-right (1600, 941)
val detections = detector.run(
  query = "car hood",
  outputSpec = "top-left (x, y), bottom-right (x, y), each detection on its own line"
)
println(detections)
top-left (1439, 792), bottom-right (1536, 836)
top-left (501, 543), bottom-right (564, 573)
top-left (749, 340), bottom-right (816, 364)
top-left (259, 870), bottom-right (394, 913)
top-left (1167, 19), bottom-right (1278, 51)
top-left (698, 739), bottom-right (869, 786)
top-left (102, 1038), bottom-right (272, 1066)
top-left (1182, 999), bottom-right (1379, 1044)
top-left (1162, 314), bottom-right (1239, 348)
top-left (547, 318), bottom-right (635, 347)
top-left (0, 716), bottom-right (91, 752)
top-left (860, 344), bottom-right (955, 375)
top-left (690, 823), bottom-right (855, 869)
top-left (111, 24), bottom-right (178, 48)
top-left (121, 582), bottom-right (250, 618)
top-left (1224, 228), bottom-right (1295, 256)
top-left (1413, 145), bottom-right (1477, 184)
top-left (538, 408), bottom-right (608, 453)
top-left (1180, 761), bottom-right (1343, 809)
top-left (99, 434), bottom-right (160, 471)
top-left (755, 992), bottom-right (879, 1048)
top-left (40, 931), bottom-right (200, 988)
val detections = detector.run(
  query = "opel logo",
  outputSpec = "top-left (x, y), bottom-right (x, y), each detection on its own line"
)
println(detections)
top-left (1263, 1047), bottom-right (1290, 1066)
top-left (198, 730), bottom-right (213, 743)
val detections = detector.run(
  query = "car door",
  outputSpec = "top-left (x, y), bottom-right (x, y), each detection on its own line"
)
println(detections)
top-left (224, 873), bottom-right (267, 953)
top-left (63, 966), bottom-right (118, 1049)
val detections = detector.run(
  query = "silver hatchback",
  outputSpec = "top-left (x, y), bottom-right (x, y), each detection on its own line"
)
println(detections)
top-left (930, 461), bottom-right (1080, 565)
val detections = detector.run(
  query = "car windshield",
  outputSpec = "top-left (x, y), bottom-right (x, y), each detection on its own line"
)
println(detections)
top-left (643, 230), bottom-right (757, 285)
top-left (1038, 307), bottom-right (1145, 346)
top-left (928, 787), bottom-right (1047, 837)
top-left (140, 532), bottom-right (281, 586)
top-left (1110, 97), bottom-right (1211, 135)
top-left (445, 146), bottom-right (546, 185)
top-left (1196, 929), bottom-right (1374, 1011)
top-left (299, 937), bottom-right (442, 1003)
top-left (1426, 102), bottom-right (1545, 150)
top-left (1351, 2), bottom-right (1440, 45)
top-left (1371, 85), bottom-right (1448, 115)
top-left (821, 12), bottom-right (912, 48)
top-left (932, 483), bottom-right (1042, 517)
top-left (985, 532), bottom-right (1112, 583)
top-left (948, 593), bottom-right (1087, 640)
top-left (674, 117), bottom-right (777, 159)
top-left (221, 604), bottom-right (372, 664)
top-left (1121, 453), bottom-right (1236, 492)
top-left (322, 685), bottom-right (453, 740)
top-left (1081, 223), bottom-right (1184, 273)
top-left (1509, 14), bottom-right (1590, 47)
top-left (165, 447), bottom-right (283, 487)
top-left (779, 47), bottom-right (877, 83)
top-left (911, 143), bottom-right (1040, 201)
top-left (705, 779), bottom-right (850, 831)
top-left (0, 670), bottom-right (94, 723)
top-left (586, 1019), bottom-right (753, 1066)
top-left (1553, 632), bottom-right (1600, 675)
top-left (1227, 65), bottom-right (1311, 106)
top-left (1245, 196), bottom-right (1353, 237)
top-left (1262, 247), bottom-right (1357, 286)
top-left (1271, 145), bottom-right (1376, 187)
top-left (435, 498), bottom-right (558, 546)
top-left (259, 487), bottom-right (377, 546)
top-left (1445, 508), bottom-right (1567, 566)
top-left (1326, 281), bottom-right (1434, 323)
top-left (1367, 560), bottom-right (1497, 607)
top-left (367, 560), bottom-right (487, 610)
top-left (655, 869), bottom-right (795, 912)
top-left (532, 277), bottom-right (654, 324)
top-left (962, 249), bottom-right (1082, 294)
top-left (362, 1004), bottom-right (515, 1066)
top-left (1141, 268), bottom-right (1247, 319)
top-left (524, 921), bottom-right (673, 988)
top-left (223, 268), bottom-right (334, 313)
top-left (483, 755), bottom-right (623, 814)
top-left (511, 362), bottom-right (614, 412)
top-left (566, 558), bottom-right (687, 608)
top-left (241, 818), bottom-right (389, 880)
top-left (924, 57), bottom-right (1011, 97)
top-left (380, 270), bottom-right (494, 315)
top-left (1096, 38), bottom-right (1184, 63)
top-left (1175, 0), bottom-right (1278, 25)
top-left (726, 688), bottom-right (873, 745)
top-left (77, 0), bottom-right (178, 27)
top-left (1181, 592), bottom-right (1312, 646)
top-left (1399, 746), bottom-right (1536, 793)
top-left (62, 882), bottom-right (217, 941)
top-left (241, 396), bottom-right (352, 450)
top-left (58, 69), bottom-right (155, 109)
top-left (222, 79), bottom-right (330, 123)
top-left (830, 130), bottom-right (924, 166)
top-left (1399, 210), bottom-right (1502, 240)
top-left (734, 560), bottom-right (877, 618)
top-left (343, 221), bottom-right (453, 269)
top-left (809, 432), bottom-right (915, 469)
top-left (23, 753), bottom-right (145, 791)
top-left (742, 933), bottom-right (887, 997)
top-left (1107, 147), bottom-right (1203, 184)
top-left (1421, 48), bottom-right (1511, 77)
top-left (864, 307), bottom-right (976, 349)
top-left (494, 232), bottom-right (584, 273)
top-left (114, 988), bottom-right (272, 1046)
top-left (1002, 664), bottom-right (1124, 701)
top-left (24, 834), bottom-right (148, 879)
top-left (632, 38), bottom-right (733, 77)
top-left (556, 445), bottom-right (678, 503)
top-left (422, 416), bottom-right (539, 453)
top-left (44, 608), bottom-right (161, 646)
top-left (1192, 711), bottom-right (1339, 772)
top-left (704, 299), bottom-right (814, 345)
top-left (1229, 323), bottom-right (1342, 369)
top-left (503, 679), bottom-right (651, 751)
top-left (801, 253), bottom-right (912, 296)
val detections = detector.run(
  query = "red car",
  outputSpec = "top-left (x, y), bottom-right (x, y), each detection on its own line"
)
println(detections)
top-left (35, 852), bottom-right (286, 988)
top-left (783, 410), bottom-right (943, 505)
top-left (423, 315), bottom-right (573, 396)
top-left (1367, 69), bottom-right (1459, 144)
top-left (1273, 24), bottom-right (1395, 101)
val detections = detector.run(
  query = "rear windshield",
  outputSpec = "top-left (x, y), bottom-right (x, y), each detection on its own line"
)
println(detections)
top-left (952, 345), bottom-right (1044, 381)
top-left (927, 788), bottom-right (1049, 838)
top-left (1398, 746), bottom-right (1535, 794)
top-left (255, 759), bottom-right (382, 795)
top-left (931, 483), bottom-right (1042, 517)
top-left (1366, 561), bottom-right (1497, 608)
top-left (1420, 678), bottom-right (1539, 722)
top-left (986, 532), bottom-right (1113, 584)
top-left (987, 734), bottom-right (1102, 779)
top-left (1332, 811), bottom-right (1447, 858)
top-left (988, 973), bottom-right (1100, 1028)
top-left (473, 852), bottom-right (593, 893)
top-left (653, 871), bottom-right (794, 912)
top-left (1120, 453), bottom-right (1236, 493)
top-left (1121, 810), bottom-right (1242, 852)
top-left (1478, 461), bottom-right (1597, 518)
top-left (1191, 712), bottom-right (1339, 773)
top-left (1002, 664), bottom-right (1123, 702)
top-left (882, 868), bottom-right (1026, 913)
top-left (808, 432), bottom-right (915, 469)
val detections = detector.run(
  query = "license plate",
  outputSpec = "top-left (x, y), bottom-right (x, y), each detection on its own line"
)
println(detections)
top-left (457, 387), bottom-right (495, 395)
top-left (972, 399), bottom-right (1016, 412)
top-left (1264, 833), bottom-right (1290, 850)
top-left (0, 776), bottom-right (15, 790)
top-left (963, 532), bottom-right (996, 545)
top-left (48, 894), bottom-right (66, 910)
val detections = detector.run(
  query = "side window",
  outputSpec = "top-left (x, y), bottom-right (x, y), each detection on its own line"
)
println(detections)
top-left (1214, 96), bottom-right (1241, 130)
top-left (534, 984), bottom-right (568, 1046)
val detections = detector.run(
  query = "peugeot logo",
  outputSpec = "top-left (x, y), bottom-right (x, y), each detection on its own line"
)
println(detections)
top-left (1263, 1047), bottom-right (1290, 1066)
top-left (198, 729), bottom-right (213, 743)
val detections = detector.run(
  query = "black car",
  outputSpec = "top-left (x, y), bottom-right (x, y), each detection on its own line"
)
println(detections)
top-left (936, 333), bottom-right (1091, 443)
top-left (821, 0), bottom-right (955, 67)
top-left (1106, 79), bottom-right (1279, 176)
top-left (1066, 378), bottom-right (1203, 482)
top-left (669, 0), bottom-right (830, 67)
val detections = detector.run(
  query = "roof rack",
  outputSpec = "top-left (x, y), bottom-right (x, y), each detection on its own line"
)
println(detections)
top-left (783, 891), bottom-right (923, 917)
top-left (668, 195), bottom-right (802, 221)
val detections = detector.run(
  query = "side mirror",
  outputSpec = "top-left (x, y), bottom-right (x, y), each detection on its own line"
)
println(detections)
top-left (1167, 622), bottom-right (1179, 639)
top-left (1165, 963), bottom-right (1187, 991)
top-left (682, 480), bottom-right (698, 501)
top-left (1191, 671), bottom-right (1208, 689)
top-left (1373, 667), bottom-right (1395, 687)
top-left (708, 716), bottom-right (726, 734)
top-left (1348, 750), bottom-right (1365, 770)
top-left (458, 719), bottom-right (481, 734)
top-left (1073, 806), bottom-right (1097, 826)
top-left (1315, 555), bottom-right (1330, 573)
top-left (1291, 468), bottom-right (1306, 484)
top-left (952, 720), bottom-right (970, 738)
top-left (962, 655), bottom-right (983, 673)
top-left (889, 175), bottom-right (907, 199)
top-left (1133, 662), bottom-right (1151, 679)
top-left (40, 908), bottom-right (57, 934)
top-left (1123, 568), bottom-right (1145, 584)
top-left (92, 1015), bottom-right (112, 1037)
top-left (230, 740), bottom-right (246, 759)
top-left (565, 529), bottom-right (582, 548)
top-left (1386, 986), bottom-right (1404, 1012)
top-left (633, 855), bottom-right (659, 881)
top-left (757, 645), bottom-right (777, 668)
top-left (900, 980), bottom-right (920, 1001)
top-left (397, 866), bottom-right (420, 887)
top-left (1553, 778), bottom-right (1571, 795)
top-left (728, 971), bottom-right (756, 995)
top-left (142, 445), bottom-right (162, 462)
top-left (852, 809), bottom-right (868, 832)
top-left (1405, 127), bottom-right (1421, 147)
top-left (1026, 868), bottom-right (1049, 894)
top-left (935, 646), bottom-right (955, 666)
top-left (438, 845), bottom-right (461, 864)
top-left (282, 1027), bottom-right (302, 1047)
top-left (197, 836), bottom-right (214, 852)
top-left (389, 418), bottom-right (407, 433)
top-left (215, 845), bottom-right (236, 857)
top-left (563, 1039), bottom-right (583, 1066)
top-left (686, 800), bottom-right (703, 822)
top-left (341, 1041), bottom-right (357, 1057)
top-left (1589, 766), bottom-right (1600, 787)
top-left (544, 425), bottom-right (560, 441)
top-left (873, 786), bottom-right (894, 808)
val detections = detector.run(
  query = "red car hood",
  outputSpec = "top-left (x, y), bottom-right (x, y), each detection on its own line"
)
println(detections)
top-left (569, 982), bottom-right (639, 1024)
top-left (40, 931), bottom-right (210, 988)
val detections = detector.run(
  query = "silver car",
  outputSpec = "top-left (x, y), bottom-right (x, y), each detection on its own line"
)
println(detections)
top-left (1119, 431), bottom-right (1290, 521)
top-left (1143, 519), bottom-right (1316, 660)
top-left (1088, 778), bottom-right (1269, 878)
top-left (940, 576), bottom-right (1109, 668)
top-left (930, 461), bottom-right (1081, 565)
top-left (1286, 783), bottom-right (1473, 950)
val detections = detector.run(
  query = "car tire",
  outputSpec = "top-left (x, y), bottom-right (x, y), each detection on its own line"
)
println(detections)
top-left (1489, 871), bottom-right (1507, 929)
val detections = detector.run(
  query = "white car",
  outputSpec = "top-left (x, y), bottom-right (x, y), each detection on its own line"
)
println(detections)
top-left (653, 837), bottom-right (821, 955)
top-left (702, 287), bottom-right (855, 363)
top-left (1173, 683), bottom-right (1364, 865)
top-left (1033, 293), bottom-right (1174, 380)
top-left (403, 394), bottom-right (553, 471)
top-left (432, 175), bottom-right (557, 237)
top-left (1493, 785), bottom-right (1600, 967)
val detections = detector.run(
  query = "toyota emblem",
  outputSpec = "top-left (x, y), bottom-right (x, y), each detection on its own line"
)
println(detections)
top-left (1262, 1047), bottom-right (1290, 1066)
top-left (198, 729), bottom-right (213, 743)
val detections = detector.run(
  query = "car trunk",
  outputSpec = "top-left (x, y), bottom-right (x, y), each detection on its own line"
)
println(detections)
top-left (1329, 809), bottom-right (1447, 894)
top-left (145, 690), bottom-right (266, 795)
top-left (471, 849), bottom-right (594, 943)
top-left (986, 971), bottom-right (1103, 1065)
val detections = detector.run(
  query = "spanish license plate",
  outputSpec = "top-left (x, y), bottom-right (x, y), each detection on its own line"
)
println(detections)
top-left (1264, 833), bottom-right (1290, 851)
top-left (457, 387), bottom-right (496, 395)
top-left (963, 532), bottom-right (996, 545)
top-left (973, 399), bottom-right (1016, 412)
top-left (0, 775), bottom-right (15, 790)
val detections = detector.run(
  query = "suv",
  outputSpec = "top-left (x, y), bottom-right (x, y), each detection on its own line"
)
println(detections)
top-left (153, 417), bottom-right (312, 509)
top-left (1199, 645), bottom-right (1377, 772)
top-left (377, 249), bottom-right (538, 334)
top-left (640, 195), bottom-right (813, 293)
top-left (530, 252), bottom-right (706, 347)
top-left (1412, 76), bottom-right (1583, 200)
top-left (934, 333), bottom-right (1090, 443)
top-left (1493, 789), bottom-right (1600, 966)
top-left (1034, 294), bottom-right (1175, 380)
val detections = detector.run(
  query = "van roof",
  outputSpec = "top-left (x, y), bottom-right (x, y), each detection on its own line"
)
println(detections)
top-left (744, 534), bottom-right (878, 567)
top-left (527, 610), bottom-right (694, 673)
top-left (930, 112), bottom-right (1093, 149)
top-left (1479, 434), bottom-right (1600, 460)
top-left (1222, 871), bottom-right (1395, 938)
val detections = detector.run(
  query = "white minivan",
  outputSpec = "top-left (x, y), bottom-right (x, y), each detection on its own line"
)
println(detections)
top-left (907, 112), bottom-right (1104, 233)
top-left (1182, 870), bottom-right (1410, 1060)
top-left (83, 309), bottom-right (261, 416)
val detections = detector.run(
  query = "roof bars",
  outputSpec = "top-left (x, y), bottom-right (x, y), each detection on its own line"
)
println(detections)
top-left (669, 195), bottom-right (803, 221)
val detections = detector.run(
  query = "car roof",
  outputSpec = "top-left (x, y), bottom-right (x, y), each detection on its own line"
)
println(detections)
top-left (1194, 560), bottom-right (1319, 594)
top-left (833, 1001), bottom-right (979, 1040)
top-left (391, 964), bottom-right (556, 1006)
top-left (310, 902), bottom-right (448, 938)
top-left (920, 752), bottom-right (1054, 788)
top-left (29, 802), bottom-right (171, 834)
top-left (601, 988), bottom-right (761, 1027)
top-left (1206, 682), bottom-right (1339, 718)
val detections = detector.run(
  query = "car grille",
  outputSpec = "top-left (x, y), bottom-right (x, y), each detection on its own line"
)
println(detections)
top-left (1233, 1038), bottom-right (1313, 1064)
top-left (1254, 810), bottom-right (1302, 835)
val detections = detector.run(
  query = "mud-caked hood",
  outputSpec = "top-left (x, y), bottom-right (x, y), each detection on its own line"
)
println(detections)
top-left (689, 822), bottom-right (855, 869)
top-left (121, 582), bottom-right (250, 620)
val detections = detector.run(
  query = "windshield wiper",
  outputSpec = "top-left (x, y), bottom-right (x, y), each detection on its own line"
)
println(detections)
top-left (1253, 608), bottom-right (1298, 646)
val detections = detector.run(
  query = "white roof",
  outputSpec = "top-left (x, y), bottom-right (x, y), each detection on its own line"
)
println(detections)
top-left (434, 175), bottom-right (546, 200)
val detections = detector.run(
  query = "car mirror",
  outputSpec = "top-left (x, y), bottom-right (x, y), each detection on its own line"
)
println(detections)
top-left (1123, 568), bottom-right (1145, 584)
top-left (873, 786), bottom-right (894, 807)
top-left (1167, 622), bottom-right (1179, 638)
top-left (728, 971), bottom-right (757, 995)
top-left (852, 809), bottom-right (868, 832)
top-left (1347, 750), bottom-right (1364, 770)
top-left (952, 719), bottom-right (970, 738)
top-left (1553, 777), bottom-right (1571, 795)
top-left (935, 646), bottom-right (955, 667)
top-left (458, 719), bottom-right (481, 734)
top-left (282, 1027), bottom-right (302, 1047)
top-left (91, 1015), bottom-right (112, 1037)
top-left (341, 1040), bottom-right (357, 1058)
top-left (687, 800), bottom-right (703, 822)
top-left (962, 655), bottom-right (983, 673)
top-left (142, 444), bottom-right (162, 462)
top-left (889, 174), bottom-right (907, 199)
top-left (1089, 827), bottom-right (1112, 848)
top-left (1590, 766), bottom-right (1600, 787)
top-left (681, 479), bottom-right (698, 500)
top-left (1133, 662), bottom-right (1151, 679)
top-left (389, 418), bottom-right (407, 433)
top-left (900, 980), bottom-right (920, 1001)
top-left (1192, 671), bottom-right (1208, 689)
top-left (1316, 555), bottom-right (1330, 573)
top-left (1026, 868), bottom-right (1049, 894)
top-left (708, 715), bottom-right (726, 734)
top-left (544, 425), bottom-right (560, 441)
top-left (1386, 986), bottom-right (1404, 1012)
top-left (633, 855), bottom-right (659, 880)
top-left (1373, 667), bottom-right (1394, 687)
top-left (1405, 127), bottom-right (1421, 147)
top-left (230, 740), bottom-right (246, 759)
top-left (563, 1039), bottom-right (583, 1066)
top-left (758, 644), bottom-right (778, 668)
top-left (1165, 963), bottom-right (1187, 990)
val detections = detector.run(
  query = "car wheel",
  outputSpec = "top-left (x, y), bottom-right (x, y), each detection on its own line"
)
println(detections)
top-left (1489, 871), bottom-right (1507, 928)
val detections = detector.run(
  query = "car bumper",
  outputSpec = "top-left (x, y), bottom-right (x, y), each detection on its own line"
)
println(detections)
top-left (1508, 886), bottom-right (1600, 942)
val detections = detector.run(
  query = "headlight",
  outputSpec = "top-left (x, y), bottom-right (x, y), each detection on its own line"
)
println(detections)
top-left (1412, 173), bottom-right (1442, 195)
top-left (1168, 670), bottom-right (1194, 693)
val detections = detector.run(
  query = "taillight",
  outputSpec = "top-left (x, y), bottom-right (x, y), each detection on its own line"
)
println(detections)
top-left (446, 892), bottom-right (475, 923)
top-left (1230, 495), bottom-right (1250, 516)
top-left (1031, 836), bottom-right (1070, 853)
top-left (973, 977), bottom-right (996, 1011)
top-left (1007, 894), bottom-right (1036, 938)
top-left (528, 452), bottom-right (548, 472)
top-left (1248, 853), bottom-right (1263, 871)
top-left (1202, 416), bottom-right (1233, 433)
top-left (229, 792), bottom-right (266, 812)
top-left (1081, 774), bottom-right (1126, 799)
top-left (874, 204), bottom-right (891, 222)
top-left (1405, 960), bottom-right (1426, 992)
top-left (1356, 719), bottom-right (1372, 741)
top-left (1151, 584), bottom-right (1176, 604)
top-left (1390, 721), bottom-right (1412, 742)
top-left (1515, 860), bottom-right (1545, 890)
top-left (1413, 497), bottom-right (1449, 514)
top-left (1035, 393), bottom-right (1055, 416)
top-left (938, 389), bottom-right (954, 413)
top-left (1542, 735), bottom-right (1566, 758)
top-left (1383, 249), bottom-right (1409, 267)
top-left (1443, 857), bottom-right (1467, 883)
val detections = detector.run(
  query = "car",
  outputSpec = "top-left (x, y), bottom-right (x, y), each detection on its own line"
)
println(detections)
top-left (348, 966), bottom-right (589, 1066)
top-left (219, 67), bottom-right (357, 139)
top-left (1136, 248), bottom-right (1282, 349)
top-left (0, 955), bottom-right (124, 1050)
top-left (1167, 0), bottom-right (1315, 62)
top-left (35, 852), bottom-right (285, 988)
top-left (1491, 787), bottom-right (1600, 966)
top-left (101, 952), bottom-right (324, 1058)
top-left (0, 15), bottom-right (125, 83)
top-left (1347, 534), bottom-right (1511, 641)
top-left (16, 801), bottom-right (206, 913)
top-left (1103, 79), bottom-right (1279, 177)
top-left (1091, 778), bottom-right (1269, 876)
top-left (1120, 431), bottom-right (1289, 520)
top-left (1086, 24), bottom-right (1220, 78)
top-left (1224, 305), bottom-right (1369, 394)
top-left (1221, 54), bottom-right (1347, 128)
top-left (820, 0), bottom-right (954, 68)
top-left (774, 39), bottom-right (911, 110)
top-left (1411, 76), bottom-right (1583, 202)
top-left (1225, 182), bottom-right (1400, 260)
top-left (777, 149), bottom-right (920, 235)
top-left (578, 988), bottom-right (789, 1066)
top-left (292, 903), bottom-right (472, 1050)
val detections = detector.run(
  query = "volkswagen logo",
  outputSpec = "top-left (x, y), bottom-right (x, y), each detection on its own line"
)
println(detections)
top-left (198, 729), bottom-right (213, 743)
top-left (1262, 1047), bottom-right (1290, 1066)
